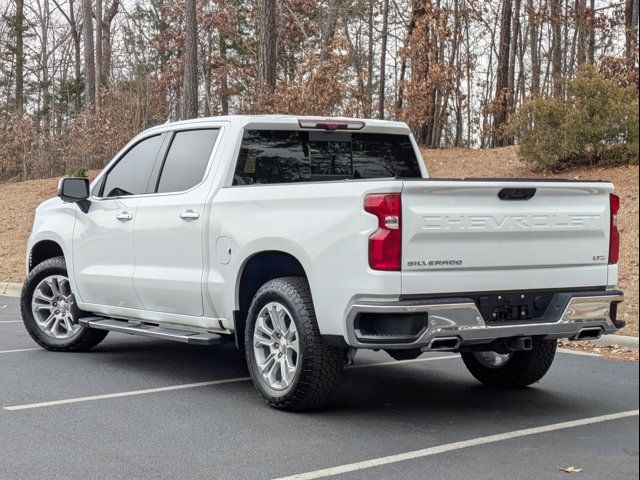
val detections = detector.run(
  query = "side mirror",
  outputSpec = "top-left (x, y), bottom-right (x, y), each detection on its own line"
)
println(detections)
top-left (58, 177), bottom-right (91, 213)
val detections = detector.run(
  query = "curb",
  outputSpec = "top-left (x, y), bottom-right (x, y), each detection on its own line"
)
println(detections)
top-left (0, 282), bottom-right (22, 298)
top-left (594, 334), bottom-right (639, 351)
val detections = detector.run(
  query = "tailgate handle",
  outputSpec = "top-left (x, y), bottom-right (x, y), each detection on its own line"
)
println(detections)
top-left (498, 188), bottom-right (536, 201)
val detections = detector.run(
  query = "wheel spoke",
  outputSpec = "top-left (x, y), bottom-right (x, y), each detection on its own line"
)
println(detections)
top-left (267, 357), bottom-right (280, 385)
top-left (256, 316), bottom-right (274, 338)
top-left (259, 352), bottom-right (277, 373)
top-left (63, 317), bottom-right (74, 333)
top-left (33, 290), bottom-right (53, 303)
top-left (280, 358), bottom-right (291, 385)
top-left (47, 277), bottom-right (61, 298)
top-left (32, 303), bottom-right (53, 313)
top-left (268, 306), bottom-right (285, 334)
top-left (48, 317), bottom-right (62, 336)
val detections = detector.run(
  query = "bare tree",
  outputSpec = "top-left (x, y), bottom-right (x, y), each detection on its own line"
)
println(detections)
top-left (378, 0), bottom-right (390, 119)
top-left (15, 0), bottom-right (24, 112)
top-left (101, 0), bottom-right (119, 83)
top-left (625, 0), bottom-right (639, 67)
top-left (492, 0), bottom-right (513, 147)
top-left (95, 0), bottom-right (102, 108)
top-left (551, 0), bottom-right (563, 96)
top-left (82, 0), bottom-right (96, 114)
top-left (527, 0), bottom-right (540, 96)
top-left (182, 0), bottom-right (198, 119)
top-left (258, 0), bottom-right (277, 92)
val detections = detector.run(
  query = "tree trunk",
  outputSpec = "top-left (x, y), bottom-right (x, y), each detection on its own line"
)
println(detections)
top-left (378, 0), bottom-right (390, 119)
top-left (102, 0), bottom-right (119, 86)
top-left (82, 0), bottom-right (96, 114)
top-left (508, 0), bottom-right (521, 94)
top-left (366, 0), bottom-right (374, 117)
top-left (551, 0), bottom-right (562, 97)
top-left (258, 0), bottom-right (277, 92)
top-left (396, 1), bottom-right (421, 113)
top-left (220, 36), bottom-right (229, 115)
top-left (625, 0), bottom-right (639, 67)
top-left (587, 0), bottom-right (595, 63)
top-left (320, 0), bottom-right (340, 62)
top-left (576, 0), bottom-right (587, 65)
top-left (492, 0), bottom-right (513, 147)
top-left (527, 0), bottom-right (540, 96)
top-left (95, 0), bottom-right (102, 109)
top-left (15, 0), bottom-right (24, 112)
top-left (182, 0), bottom-right (198, 119)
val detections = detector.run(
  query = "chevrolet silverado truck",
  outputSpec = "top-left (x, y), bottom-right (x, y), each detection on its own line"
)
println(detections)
top-left (21, 115), bottom-right (624, 411)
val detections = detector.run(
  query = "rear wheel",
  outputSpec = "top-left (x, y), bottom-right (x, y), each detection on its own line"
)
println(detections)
top-left (245, 277), bottom-right (344, 411)
top-left (20, 257), bottom-right (108, 351)
top-left (461, 338), bottom-right (557, 387)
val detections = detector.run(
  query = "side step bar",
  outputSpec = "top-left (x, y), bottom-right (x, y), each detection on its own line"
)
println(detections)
top-left (79, 317), bottom-right (225, 345)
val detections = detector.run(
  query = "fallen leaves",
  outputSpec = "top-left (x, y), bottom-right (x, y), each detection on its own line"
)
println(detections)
top-left (558, 466), bottom-right (584, 474)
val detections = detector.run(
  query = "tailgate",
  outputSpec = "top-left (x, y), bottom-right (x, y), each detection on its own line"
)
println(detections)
top-left (401, 179), bottom-right (613, 295)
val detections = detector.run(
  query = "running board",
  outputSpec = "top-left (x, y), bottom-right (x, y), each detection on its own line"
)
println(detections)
top-left (79, 318), bottom-right (225, 345)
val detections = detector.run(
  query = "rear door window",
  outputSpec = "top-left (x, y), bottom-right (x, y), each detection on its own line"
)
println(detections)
top-left (234, 130), bottom-right (421, 185)
top-left (156, 129), bottom-right (219, 193)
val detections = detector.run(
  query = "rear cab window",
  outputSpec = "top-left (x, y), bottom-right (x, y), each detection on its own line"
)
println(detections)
top-left (233, 130), bottom-right (422, 185)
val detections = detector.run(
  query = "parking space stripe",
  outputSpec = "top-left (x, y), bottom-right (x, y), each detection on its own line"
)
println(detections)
top-left (2, 355), bottom-right (455, 411)
top-left (0, 348), bottom-right (42, 354)
top-left (4, 377), bottom-right (251, 411)
top-left (0, 321), bottom-right (21, 324)
top-left (274, 410), bottom-right (640, 480)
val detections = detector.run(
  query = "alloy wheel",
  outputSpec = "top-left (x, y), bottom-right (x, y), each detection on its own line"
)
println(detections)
top-left (252, 302), bottom-right (300, 391)
top-left (31, 275), bottom-right (81, 340)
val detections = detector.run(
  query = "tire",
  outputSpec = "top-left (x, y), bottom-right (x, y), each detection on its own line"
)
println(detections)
top-left (461, 338), bottom-right (557, 388)
top-left (245, 277), bottom-right (344, 411)
top-left (20, 256), bottom-right (108, 352)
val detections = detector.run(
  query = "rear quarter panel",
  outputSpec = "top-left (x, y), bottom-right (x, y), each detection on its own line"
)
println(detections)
top-left (208, 180), bottom-right (403, 337)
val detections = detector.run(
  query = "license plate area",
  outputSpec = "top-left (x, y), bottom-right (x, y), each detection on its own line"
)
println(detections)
top-left (479, 292), bottom-right (556, 324)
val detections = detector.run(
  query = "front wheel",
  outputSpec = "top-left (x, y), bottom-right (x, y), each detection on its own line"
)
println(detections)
top-left (20, 256), bottom-right (108, 352)
top-left (461, 338), bottom-right (557, 388)
top-left (245, 277), bottom-right (344, 411)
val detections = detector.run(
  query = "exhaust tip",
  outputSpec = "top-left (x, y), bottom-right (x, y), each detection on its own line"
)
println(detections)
top-left (429, 337), bottom-right (461, 351)
top-left (575, 327), bottom-right (603, 341)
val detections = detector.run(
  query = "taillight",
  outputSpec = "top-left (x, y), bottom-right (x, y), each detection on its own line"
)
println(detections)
top-left (609, 193), bottom-right (620, 264)
top-left (364, 193), bottom-right (401, 271)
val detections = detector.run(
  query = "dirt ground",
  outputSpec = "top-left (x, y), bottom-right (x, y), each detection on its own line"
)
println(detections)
top-left (0, 147), bottom-right (637, 337)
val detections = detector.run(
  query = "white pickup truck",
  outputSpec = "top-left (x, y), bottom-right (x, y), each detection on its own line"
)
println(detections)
top-left (21, 115), bottom-right (624, 410)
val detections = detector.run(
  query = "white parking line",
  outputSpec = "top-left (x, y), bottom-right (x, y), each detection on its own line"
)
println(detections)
top-left (274, 410), bottom-right (640, 480)
top-left (4, 377), bottom-right (251, 411)
top-left (3, 355), bottom-right (456, 411)
top-left (0, 321), bottom-right (21, 324)
top-left (0, 348), bottom-right (42, 355)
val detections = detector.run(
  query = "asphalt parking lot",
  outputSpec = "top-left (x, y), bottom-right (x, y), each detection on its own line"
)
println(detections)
top-left (1, 294), bottom-right (638, 480)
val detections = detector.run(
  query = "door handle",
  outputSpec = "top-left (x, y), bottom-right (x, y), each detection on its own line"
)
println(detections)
top-left (180, 210), bottom-right (200, 220)
top-left (116, 212), bottom-right (133, 221)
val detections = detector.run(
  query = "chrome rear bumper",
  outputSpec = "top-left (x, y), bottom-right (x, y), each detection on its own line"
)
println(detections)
top-left (345, 290), bottom-right (624, 350)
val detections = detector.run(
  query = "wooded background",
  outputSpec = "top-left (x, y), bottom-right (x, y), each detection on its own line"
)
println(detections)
top-left (0, 0), bottom-right (638, 181)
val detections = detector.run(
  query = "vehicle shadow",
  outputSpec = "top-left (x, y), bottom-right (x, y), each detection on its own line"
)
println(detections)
top-left (87, 337), bottom-right (614, 426)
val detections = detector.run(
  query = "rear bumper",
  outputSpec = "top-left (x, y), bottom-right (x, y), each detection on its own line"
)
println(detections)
top-left (345, 290), bottom-right (624, 350)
